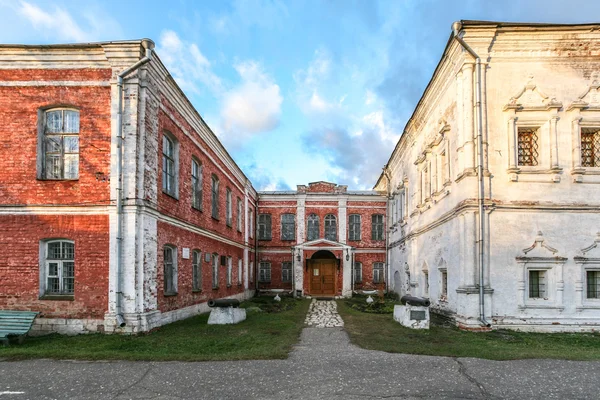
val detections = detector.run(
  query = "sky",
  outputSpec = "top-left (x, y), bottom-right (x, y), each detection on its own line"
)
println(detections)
top-left (1, 0), bottom-right (599, 190)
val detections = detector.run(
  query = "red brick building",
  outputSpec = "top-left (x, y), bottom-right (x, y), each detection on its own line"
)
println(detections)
top-left (0, 39), bottom-right (386, 334)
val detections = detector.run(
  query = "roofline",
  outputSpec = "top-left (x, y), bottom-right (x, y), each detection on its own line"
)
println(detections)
top-left (0, 39), bottom-right (150, 49)
top-left (373, 19), bottom-right (600, 189)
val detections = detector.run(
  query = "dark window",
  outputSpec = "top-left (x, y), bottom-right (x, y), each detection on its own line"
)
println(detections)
top-left (42, 109), bottom-right (80, 180)
top-left (587, 270), bottom-right (600, 299)
top-left (191, 159), bottom-right (202, 210)
top-left (226, 188), bottom-right (232, 227)
top-left (164, 246), bottom-right (177, 294)
top-left (373, 262), bottom-right (384, 284)
top-left (529, 270), bottom-right (546, 298)
top-left (324, 214), bottom-right (337, 241)
top-left (162, 134), bottom-right (177, 196)
top-left (348, 214), bottom-right (361, 241)
top-left (307, 214), bottom-right (319, 241)
top-left (211, 175), bottom-right (219, 219)
top-left (353, 262), bottom-right (362, 283)
top-left (371, 214), bottom-right (384, 240)
top-left (259, 262), bottom-right (271, 282)
top-left (258, 214), bottom-right (272, 240)
top-left (281, 214), bottom-right (295, 241)
top-left (518, 127), bottom-right (539, 167)
top-left (282, 262), bottom-right (292, 282)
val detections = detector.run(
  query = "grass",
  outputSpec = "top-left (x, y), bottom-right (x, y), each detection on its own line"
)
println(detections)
top-left (0, 297), bottom-right (309, 362)
top-left (337, 300), bottom-right (600, 361)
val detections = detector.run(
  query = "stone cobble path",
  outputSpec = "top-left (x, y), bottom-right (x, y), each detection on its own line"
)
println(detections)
top-left (304, 299), bottom-right (344, 327)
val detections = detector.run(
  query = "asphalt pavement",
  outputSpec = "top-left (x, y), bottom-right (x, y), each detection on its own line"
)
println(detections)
top-left (1, 327), bottom-right (599, 399)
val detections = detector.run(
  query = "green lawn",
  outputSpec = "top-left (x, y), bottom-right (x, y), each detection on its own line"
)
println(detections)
top-left (0, 297), bottom-right (309, 362)
top-left (337, 300), bottom-right (600, 361)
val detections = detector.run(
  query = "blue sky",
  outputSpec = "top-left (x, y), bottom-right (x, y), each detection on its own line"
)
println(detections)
top-left (1, 0), bottom-right (599, 190)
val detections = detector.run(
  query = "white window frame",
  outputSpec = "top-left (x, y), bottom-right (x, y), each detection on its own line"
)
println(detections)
top-left (227, 256), bottom-right (233, 286)
top-left (371, 214), bottom-right (384, 241)
top-left (324, 214), bottom-right (337, 241)
top-left (39, 108), bottom-right (80, 180)
top-left (226, 188), bottom-right (233, 227)
top-left (162, 132), bottom-right (179, 198)
top-left (259, 262), bottom-right (271, 283)
top-left (191, 158), bottom-right (203, 210)
top-left (249, 209), bottom-right (254, 239)
top-left (237, 198), bottom-right (243, 232)
top-left (163, 245), bottom-right (178, 295)
top-left (212, 253), bottom-right (219, 289)
top-left (373, 262), bottom-right (384, 284)
top-left (192, 250), bottom-right (202, 291)
top-left (40, 239), bottom-right (75, 297)
top-left (440, 269), bottom-right (448, 301)
top-left (307, 214), bottom-right (319, 241)
top-left (348, 214), bottom-right (361, 241)
top-left (282, 261), bottom-right (292, 283)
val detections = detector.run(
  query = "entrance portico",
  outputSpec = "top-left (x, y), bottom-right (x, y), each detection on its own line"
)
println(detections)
top-left (292, 239), bottom-right (353, 298)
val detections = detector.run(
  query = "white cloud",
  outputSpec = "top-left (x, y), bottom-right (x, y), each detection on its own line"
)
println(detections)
top-left (158, 30), bottom-right (223, 96)
top-left (365, 90), bottom-right (378, 105)
top-left (294, 48), bottom-right (342, 115)
top-left (17, 1), bottom-right (89, 42)
top-left (221, 61), bottom-right (282, 134)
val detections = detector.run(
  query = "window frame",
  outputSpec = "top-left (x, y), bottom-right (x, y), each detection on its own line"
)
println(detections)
top-left (282, 261), bottom-right (292, 283)
top-left (281, 214), bottom-right (296, 241)
top-left (237, 198), bottom-right (243, 232)
top-left (211, 175), bottom-right (220, 220)
top-left (353, 262), bottom-right (362, 283)
top-left (528, 269), bottom-right (546, 299)
top-left (226, 256), bottom-right (233, 287)
top-left (192, 250), bottom-right (202, 292)
top-left (517, 126), bottom-right (540, 167)
top-left (348, 214), bottom-right (361, 241)
top-left (259, 262), bottom-right (271, 283)
top-left (162, 132), bottom-right (179, 198)
top-left (371, 214), bottom-right (384, 241)
top-left (238, 258), bottom-right (243, 286)
top-left (324, 214), bottom-right (337, 241)
top-left (373, 262), bottom-right (384, 284)
top-left (212, 253), bottom-right (219, 289)
top-left (191, 158), bottom-right (203, 211)
top-left (40, 239), bottom-right (75, 299)
top-left (258, 214), bottom-right (272, 240)
top-left (226, 188), bottom-right (233, 227)
top-left (307, 214), bottom-right (320, 241)
top-left (163, 245), bottom-right (178, 296)
top-left (39, 108), bottom-right (80, 180)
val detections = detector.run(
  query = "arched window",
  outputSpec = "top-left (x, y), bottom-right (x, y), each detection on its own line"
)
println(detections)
top-left (324, 214), bottom-right (337, 241)
top-left (42, 239), bottom-right (75, 296)
top-left (42, 108), bottom-right (79, 179)
top-left (307, 214), bottom-right (319, 241)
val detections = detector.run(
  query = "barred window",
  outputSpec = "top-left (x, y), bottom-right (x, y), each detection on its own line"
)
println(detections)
top-left (211, 175), bottom-right (219, 219)
top-left (258, 214), bottom-right (272, 240)
top-left (237, 198), bottom-right (243, 232)
top-left (371, 214), bottom-right (384, 241)
top-left (581, 128), bottom-right (600, 168)
top-left (259, 262), bottom-right (271, 282)
top-left (518, 127), bottom-right (539, 167)
top-left (354, 262), bottom-right (362, 283)
top-left (42, 109), bottom-right (80, 180)
top-left (191, 159), bottom-right (202, 210)
top-left (348, 214), bottom-right (361, 241)
top-left (162, 134), bottom-right (178, 196)
top-left (227, 256), bottom-right (232, 286)
top-left (192, 250), bottom-right (202, 291)
top-left (43, 240), bottom-right (75, 295)
top-left (587, 270), bottom-right (600, 299)
top-left (324, 214), bottom-right (337, 241)
top-left (529, 270), bottom-right (546, 298)
top-left (307, 214), bottom-right (319, 241)
top-left (163, 246), bottom-right (177, 295)
top-left (281, 214), bottom-right (295, 241)
top-left (212, 253), bottom-right (219, 288)
top-left (282, 261), bottom-right (292, 283)
top-left (373, 262), bottom-right (384, 284)
top-left (226, 188), bottom-right (232, 227)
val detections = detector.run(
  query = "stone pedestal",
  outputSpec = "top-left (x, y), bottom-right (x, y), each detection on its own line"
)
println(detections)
top-left (207, 307), bottom-right (246, 325)
top-left (393, 305), bottom-right (429, 329)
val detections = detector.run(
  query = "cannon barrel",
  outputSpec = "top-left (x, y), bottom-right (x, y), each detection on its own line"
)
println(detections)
top-left (400, 295), bottom-right (430, 307)
top-left (208, 299), bottom-right (240, 308)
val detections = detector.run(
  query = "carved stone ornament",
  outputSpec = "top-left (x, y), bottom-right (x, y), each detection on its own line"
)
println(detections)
top-left (503, 77), bottom-right (562, 111)
top-left (567, 80), bottom-right (600, 111)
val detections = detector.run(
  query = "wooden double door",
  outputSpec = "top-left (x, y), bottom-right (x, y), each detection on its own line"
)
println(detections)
top-left (309, 259), bottom-right (337, 296)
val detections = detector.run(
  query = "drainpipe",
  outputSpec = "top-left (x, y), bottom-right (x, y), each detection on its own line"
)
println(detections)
top-left (383, 167), bottom-right (392, 294)
top-left (115, 39), bottom-right (154, 328)
top-left (451, 22), bottom-right (490, 327)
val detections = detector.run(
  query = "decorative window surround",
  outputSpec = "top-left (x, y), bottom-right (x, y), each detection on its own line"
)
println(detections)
top-left (516, 232), bottom-right (566, 311)
top-left (575, 232), bottom-right (600, 310)
top-left (504, 80), bottom-right (563, 182)
top-left (568, 81), bottom-right (600, 183)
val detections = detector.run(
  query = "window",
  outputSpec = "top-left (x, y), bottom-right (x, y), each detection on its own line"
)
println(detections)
top-left (440, 151), bottom-right (447, 185)
top-left (163, 246), bottom-right (177, 295)
top-left (581, 128), bottom-right (600, 168)
top-left (372, 214), bottom-right (384, 241)
top-left (281, 214), bottom-right (295, 241)
top-left (191, 159), bottom-right (202, 210)
top-left (354, 262), bottom-right (362, 283)
top-left (42, 240), bottom-right (75, 296)
top-left (192, 250), bottom-right (202, 291)
top-left (212, 253), bottom-right (219, 288)
top-left (249, 209), bottom-right (254, 238)
top-left (441, 270), bottom-right (448, 299)
top-left (259, 262), bottom-right (271, 282)
top-left (162, 134), bottom-right (178, 196)
top-left (307, 214), bottom-right (319, 241)
top-left (373, 262), bottom-right (384, 284)
top-left (518, 127), bottom-right (539, 166)
top-left (424, 271), bottom-right (430, 295)
top-left (250, 261), bottom-right (254, 282)
top-left (587, 271), bottom-right (600, 299)
top-left (237, 198), bottom-right (243, 232)
top-left (42, 109), bottom-right (79, 179)
top-left (324, 214), bottom-right (337, 241)
top-left (348, 214), bottom-right (361, 241)
top-left (529, 270), bottom-right (546, 298)
top-left (282, 261), bottom-right (292, 283)
top-left (238, 259), bottom-right (243, 286)
top-left (227, 256), bottom-right (232, 286)
top-left (258, 214), bottom-right (272, 240)
top-left (226, 188), bottom-right (232, 227)
top-left (211, 175), bottom-right (219, 219)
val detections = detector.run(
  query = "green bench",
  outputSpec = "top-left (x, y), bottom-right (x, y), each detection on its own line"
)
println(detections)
top-left (0, 311), bottom-right (39, 345)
